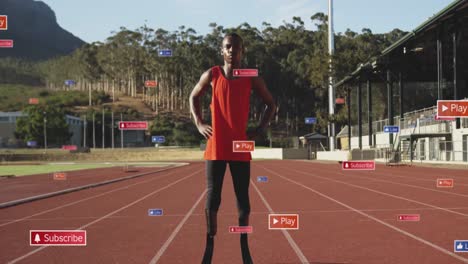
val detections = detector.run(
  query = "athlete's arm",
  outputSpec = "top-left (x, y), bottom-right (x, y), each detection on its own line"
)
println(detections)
top-left (250, 77), bottom-right (276, 137)
top-left (190, 69), bottom-right (213, 139)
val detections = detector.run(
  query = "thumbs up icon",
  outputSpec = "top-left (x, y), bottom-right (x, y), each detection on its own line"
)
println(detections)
top-left (457, 243), bottom-right (464, 250)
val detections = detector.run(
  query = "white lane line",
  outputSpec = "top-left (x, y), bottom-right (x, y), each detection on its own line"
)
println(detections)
top-left (0, 165), bottom-right (187, 208)
top-left (0, 165), bottom-right (196, 228)
top-left (250, 176), bottom-right (309, 264)
top-left (259, 165), bottom-right (468, 264)
top-left (285, 167), bottom-right (468, 218)
top-left (358, 170), bottom-right (468, 187)
top-left (339, 172), bottom-right (468, 198)
top-left (308, 165), bottom-right (468, 198)
top-left (149, 189), bottom-right (207, 264)
top-left (4, 206), bottom-right (453, 220)
top-left (295, 160), bottom-right (468, 186)
top-left (7, 169), bottom-right (201, 264)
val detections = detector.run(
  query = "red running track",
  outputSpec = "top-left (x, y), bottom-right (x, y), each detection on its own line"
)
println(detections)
top-left (0, 165), bottom-right (177, 204)
top-left (0, 160), bottom-right (467, 263)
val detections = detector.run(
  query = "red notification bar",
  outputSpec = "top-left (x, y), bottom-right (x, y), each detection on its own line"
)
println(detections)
top-left (229, 226), bottom-right (253, 233)
top-left (145, 80), bottom-right (157, 87)
top-left (118, 121), bottom-right (148, 130)
top-left (29, 98), bottom-right (39, 105)
top-left (0, 39), bottom-right (13, 48)
top-left (397, 214), bottom-right (420, 222)
top-left (30, 230), bottom-right (86, 246)
top-left (342, 161), bottom-right (375, 170)
top-left (233, 69), bottom-right (258, 77)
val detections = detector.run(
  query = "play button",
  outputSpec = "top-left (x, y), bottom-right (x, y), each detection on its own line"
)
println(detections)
top-left (233, 141), bottom-right (255, 152)
top-left (437, 100), bottom-right (468, 117)
top-left (268, 214), bottom-right (299, 230)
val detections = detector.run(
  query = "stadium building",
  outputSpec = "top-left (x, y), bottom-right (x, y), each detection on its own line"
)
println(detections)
top-left (333, 0), bottom-right (468, 163)
top-left (0, 111), bottom-right (83, 147)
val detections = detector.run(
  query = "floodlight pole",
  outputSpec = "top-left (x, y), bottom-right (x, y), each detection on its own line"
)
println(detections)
top-left (328, 0), bottom-right (336, 151)
top-left (83, 115), bottom-right (87, 147)
top-left (102, 108), bottom-right (105, 149)
top-left (120, 113), bottom-right (124, 149)
top-left (89, 83), bottom-right (92, 106)
top-left (43, 111), bottom-right (47, 152)
top-left (111, 111), bottom-right (114, 149)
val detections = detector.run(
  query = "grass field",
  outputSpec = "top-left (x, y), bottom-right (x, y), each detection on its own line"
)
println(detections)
top-left (0, 162), bottom-right (175, 177)
top-left (0, 163), bottom-right (117, 176)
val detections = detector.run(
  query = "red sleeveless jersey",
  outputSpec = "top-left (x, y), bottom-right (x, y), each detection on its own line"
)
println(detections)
top-left (204, 66), bottom-right (252, 161)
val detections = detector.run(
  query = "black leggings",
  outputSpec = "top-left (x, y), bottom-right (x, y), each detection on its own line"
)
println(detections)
top-left (206, 160), bottom-right (251, 225)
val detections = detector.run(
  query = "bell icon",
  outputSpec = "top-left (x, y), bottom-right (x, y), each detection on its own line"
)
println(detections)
top-left (34, 234), bottom-right (41, 243)
top-left (345, 162), bottom-right (349, 168)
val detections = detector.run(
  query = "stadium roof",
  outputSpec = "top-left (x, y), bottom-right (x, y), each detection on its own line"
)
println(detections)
top-left (334, 0), bottom-right (468, 88)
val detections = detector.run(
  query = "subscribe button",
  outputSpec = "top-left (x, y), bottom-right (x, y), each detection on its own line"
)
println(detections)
top-left (30, 230), bottom-right (86, 246)
top-left (269, 214), bottom-right (299, 230)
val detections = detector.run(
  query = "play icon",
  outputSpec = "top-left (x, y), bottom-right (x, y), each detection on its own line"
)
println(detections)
top-left (437, 178), bottom-right (454, 188)
top-left (269, 214), bottom-right (299, 230)
top-left (233, 141), bottom-right (255, 152)
top-left (437, 100), bottom-right (468, 117)
top-left (53, 172), bottom-right (67, 180)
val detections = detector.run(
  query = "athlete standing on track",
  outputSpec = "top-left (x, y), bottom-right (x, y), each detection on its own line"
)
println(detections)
top-left (190, 33), bottom-right (276, 264)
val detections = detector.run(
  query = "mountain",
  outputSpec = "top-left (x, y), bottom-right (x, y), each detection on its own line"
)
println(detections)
top-left (0, 0), bottom-right (86, 60)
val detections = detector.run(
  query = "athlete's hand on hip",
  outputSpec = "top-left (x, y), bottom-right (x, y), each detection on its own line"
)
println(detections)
top-left (197, 123), bottom-right (213, 139)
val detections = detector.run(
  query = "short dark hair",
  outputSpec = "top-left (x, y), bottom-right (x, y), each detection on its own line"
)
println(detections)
top-left (223, 33), bottom-right (245, 52)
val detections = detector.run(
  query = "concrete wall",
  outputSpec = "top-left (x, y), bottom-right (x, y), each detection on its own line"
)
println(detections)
top-left (317, 151), bottom-right (349, 161)
top-left (252, 148), bottom-right (283, 159)
top-left (282, 148), bottom-right (309, 159)
top-left (251, 148), bottom-right (309, 160)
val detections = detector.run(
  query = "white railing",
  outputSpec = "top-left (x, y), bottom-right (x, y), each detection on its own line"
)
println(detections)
top-left (348, 105), bottom-right (453, 137)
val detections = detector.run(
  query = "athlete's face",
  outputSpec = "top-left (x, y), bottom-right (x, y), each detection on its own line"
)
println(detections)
top-left (221, 36), bottom-right (243, 65)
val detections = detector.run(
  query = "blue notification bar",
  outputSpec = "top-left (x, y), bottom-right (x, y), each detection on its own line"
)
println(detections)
top-left (455, 240), bottom-right (468, 252)
top-left (158, 49), bottom-right (172, 57)
top-left (27, 141), bottom-right (37, 147)
top-left (257, 176), bottom-right (268, 182)
top-left (305, 117), bottom-right (316, 125)
top-left (152, 136), bottom-right (165, 143)
top-left (383, 126), bottom-right (400, 133)
top-left (148, 209), bottom-right (163, 216)
top-left (64, 80), bottom-right (76, 86)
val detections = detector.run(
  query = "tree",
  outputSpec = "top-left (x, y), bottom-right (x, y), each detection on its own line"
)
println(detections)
top-left (15, 104), bottom-right (71, 146)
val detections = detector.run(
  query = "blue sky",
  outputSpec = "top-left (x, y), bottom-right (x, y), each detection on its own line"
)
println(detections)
top-left (40, 0), bottom-right (454, 43)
